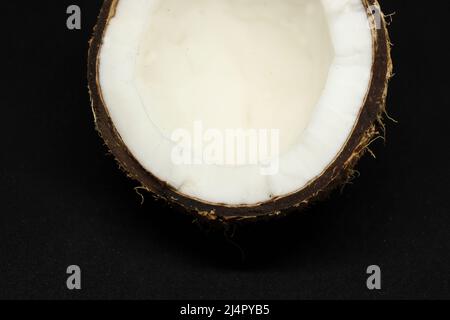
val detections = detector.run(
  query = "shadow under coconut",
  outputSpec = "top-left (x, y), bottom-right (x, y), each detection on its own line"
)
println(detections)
top-left (127, 180), bottom-right (386, 272)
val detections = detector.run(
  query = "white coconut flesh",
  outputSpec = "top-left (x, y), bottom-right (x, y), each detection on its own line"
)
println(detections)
top-left (98, 0), bottom-right (373, 205)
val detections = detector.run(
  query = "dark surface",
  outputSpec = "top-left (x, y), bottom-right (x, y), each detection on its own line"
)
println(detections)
top-left (0, 1), bottom-right (449, 300)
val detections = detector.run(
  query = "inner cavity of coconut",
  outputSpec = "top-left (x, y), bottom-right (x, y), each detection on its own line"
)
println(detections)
top-left (98, 0), bottom-right (373, 205)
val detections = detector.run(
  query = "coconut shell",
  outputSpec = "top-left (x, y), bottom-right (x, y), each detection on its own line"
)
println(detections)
top-left (88, 0), bottom-right (393, 224)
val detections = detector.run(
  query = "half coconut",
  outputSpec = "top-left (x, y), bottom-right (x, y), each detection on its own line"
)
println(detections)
top-left (88, 0), bottom-right (392, 223)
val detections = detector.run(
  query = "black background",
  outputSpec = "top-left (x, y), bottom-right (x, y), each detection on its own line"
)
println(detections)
top-left (1, 1), bottom-right (449, 300)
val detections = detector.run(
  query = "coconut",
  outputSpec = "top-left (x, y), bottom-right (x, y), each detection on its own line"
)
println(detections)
top-left (88, 0), bottom-right (392, 223)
